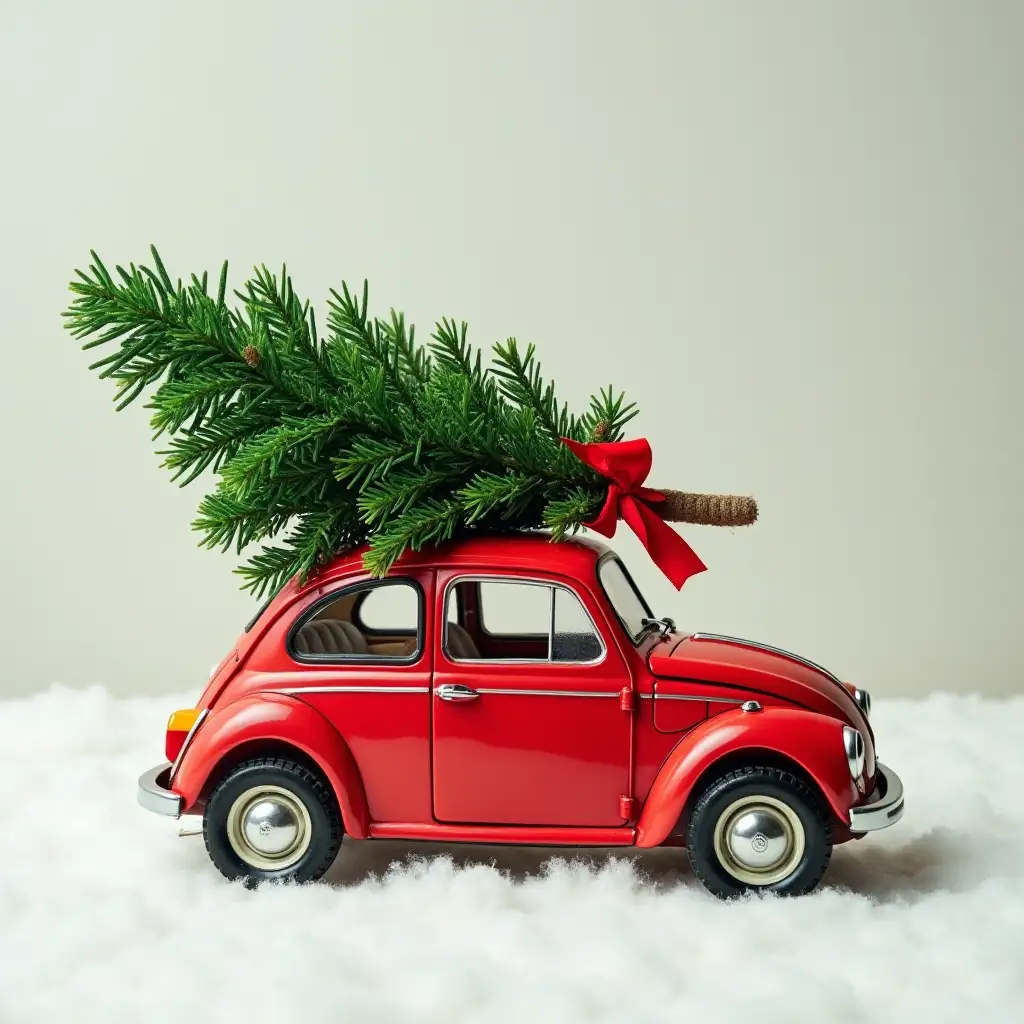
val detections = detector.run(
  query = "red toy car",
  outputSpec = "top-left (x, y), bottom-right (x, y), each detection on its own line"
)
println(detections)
top-left (138, 534), bottom-right (903, 897)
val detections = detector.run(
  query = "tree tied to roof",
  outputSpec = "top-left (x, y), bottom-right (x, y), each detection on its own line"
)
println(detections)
top-left (63, 247), bottom-right (756, 598)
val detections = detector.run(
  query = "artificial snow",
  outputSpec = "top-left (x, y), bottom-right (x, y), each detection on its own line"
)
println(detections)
top-left (0, 686), bottom-right (1022, 1023)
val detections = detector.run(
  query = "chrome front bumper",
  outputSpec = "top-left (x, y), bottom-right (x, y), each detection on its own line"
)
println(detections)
top-left (849, 762), bottom-right (904, 832)
top-left (138, 762), bottom-right (183, 818)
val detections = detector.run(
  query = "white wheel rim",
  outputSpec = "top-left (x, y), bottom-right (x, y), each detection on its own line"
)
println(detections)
top-left (225, 784), bottom-right (313, 871)
top-left (712, 794), bottom-right (806, 886)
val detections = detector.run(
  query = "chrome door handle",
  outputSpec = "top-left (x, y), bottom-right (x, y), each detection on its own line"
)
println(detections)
top-left (436, 683), bottom-right (480, 702)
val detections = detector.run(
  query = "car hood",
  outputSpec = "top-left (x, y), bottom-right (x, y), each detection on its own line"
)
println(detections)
top-left (649, 632), bottom-right (871, 734)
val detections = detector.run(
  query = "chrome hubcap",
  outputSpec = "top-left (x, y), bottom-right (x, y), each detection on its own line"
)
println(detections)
top-left (226, 785), bottom-right (312, 871)
top-left (712, 795), bottom-right (805, 886)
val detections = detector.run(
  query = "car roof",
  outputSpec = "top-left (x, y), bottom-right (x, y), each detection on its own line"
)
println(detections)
top-left (229, 533), bottom-right (619, 667)
top-left (293, 531), bottom-right (614, 595)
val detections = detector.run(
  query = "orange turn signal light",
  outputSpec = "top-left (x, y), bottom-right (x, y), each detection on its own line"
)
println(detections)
top-left (167, 708), bottom-right (202, 733)
top-left (165, 708), bottom-right (202, 762)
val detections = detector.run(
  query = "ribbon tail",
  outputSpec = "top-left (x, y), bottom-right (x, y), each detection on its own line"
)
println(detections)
top-left (586, 484), bottom-right (622, 538)
top-left (620, 497), bottom-right (708, 589)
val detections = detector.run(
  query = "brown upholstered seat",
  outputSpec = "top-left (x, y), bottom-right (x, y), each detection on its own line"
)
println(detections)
top-left (294, 619), bottom-right (369, 656)
top-left (446, 621), bottom-right (481, 660)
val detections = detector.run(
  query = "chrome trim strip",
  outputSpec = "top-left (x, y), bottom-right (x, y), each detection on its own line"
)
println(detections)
top-left (652, 694), bottom-right (744, 705)
top-left (273, 686), bottom-right (431, 695)
top-left (474, 688), bottom-right (618, 698)
top-left (441, 574), bottom-right (607, 667)
top-left (439, 657), bottom-right (590, 666)
top-left (137, 762), bottom-right (183, 818)
top-left (548, 585), bottom-right (555, 661)
top-left (689, 633), bottom-right (845, 686)
top-left (849, 763), bottom-right (905, 832)
top-left (168, 707), bottom-right (209, 782)
top-left (596, 551), bottom-right (656, 646)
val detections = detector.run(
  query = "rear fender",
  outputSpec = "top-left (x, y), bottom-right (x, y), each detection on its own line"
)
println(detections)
top-left (172, 692), bottom-right (370, 839)
top-left (636, 706), bottom-right (857, 848)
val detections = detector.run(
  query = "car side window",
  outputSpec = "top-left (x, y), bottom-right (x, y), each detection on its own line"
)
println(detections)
top-left (354, 584), bottom-right (419, 635)
top-left (290, 580), bottom-right (421, 662)
top-left (478, 580), bottom-right (550, 638)
top-left (552, 586), bottom-right (604, 662)
top-left (444, 578), bottom-right (603, 663)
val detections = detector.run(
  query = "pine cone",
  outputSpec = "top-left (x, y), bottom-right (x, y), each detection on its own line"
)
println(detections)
top-left (589, 420), bottom-right (609, 443)
top-left (241, 345), bottom-right (261, 368)
top-left (656, 489), bottom-right (758, 527)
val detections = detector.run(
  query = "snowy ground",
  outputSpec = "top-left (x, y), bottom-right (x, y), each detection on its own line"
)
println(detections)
top-left (1, 687), bottom-right (1022, 1023)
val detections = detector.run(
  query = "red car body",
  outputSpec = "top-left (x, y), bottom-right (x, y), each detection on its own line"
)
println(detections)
top-left (139, 534), bottom-right (903, 891)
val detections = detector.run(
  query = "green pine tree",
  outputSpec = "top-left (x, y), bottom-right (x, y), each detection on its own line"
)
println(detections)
top-left (63, 247), bottom-right (643, 598)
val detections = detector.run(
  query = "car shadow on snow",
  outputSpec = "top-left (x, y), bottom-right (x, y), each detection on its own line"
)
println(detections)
top-left (323, 825), bottom-right (1022, 902)
top-left (823, 826), bottom-right (1022, 900)
top-left (324, 838), bottom-right (693, 889)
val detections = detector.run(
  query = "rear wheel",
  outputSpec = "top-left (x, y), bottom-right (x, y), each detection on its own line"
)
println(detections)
top-left (203, 757), bottom-right (343, 886)
top-left (686, 766), bottom-right (832, 899)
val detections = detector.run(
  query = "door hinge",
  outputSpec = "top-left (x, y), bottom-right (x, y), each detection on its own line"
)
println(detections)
top-left (619, 686), bottom-right (636, 712)
top-left (619, 794), bottom-right (636, 820)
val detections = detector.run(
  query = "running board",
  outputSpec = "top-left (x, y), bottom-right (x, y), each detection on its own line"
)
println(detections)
top-left (368, 823), bottom-right (636, 846)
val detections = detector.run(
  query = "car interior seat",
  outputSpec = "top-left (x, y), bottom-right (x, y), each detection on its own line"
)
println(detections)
top-left (445, 621), bottom-right (481, 660)
top-left (293, 618), bottom-right (369, 656)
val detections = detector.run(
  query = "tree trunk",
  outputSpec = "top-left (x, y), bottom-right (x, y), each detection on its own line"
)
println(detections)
top-left (656, 489), bottom-right (758, 527)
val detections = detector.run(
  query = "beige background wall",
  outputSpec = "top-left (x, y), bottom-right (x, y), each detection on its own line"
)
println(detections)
top-left (1, 1), bottom-right (1021, 699)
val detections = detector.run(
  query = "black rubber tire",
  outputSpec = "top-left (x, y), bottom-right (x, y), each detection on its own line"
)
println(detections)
top-left (203, 756), bottom-right (343, 887)
top-left (686, 766), bottom-right (832, 900)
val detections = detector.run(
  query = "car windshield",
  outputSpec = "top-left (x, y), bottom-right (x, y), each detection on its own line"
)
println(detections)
top-left (598, 556), bottom-right (654, 642)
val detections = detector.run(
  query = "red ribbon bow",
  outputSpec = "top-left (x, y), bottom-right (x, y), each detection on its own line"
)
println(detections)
top-left (561, 437), bottom-right (707, 589)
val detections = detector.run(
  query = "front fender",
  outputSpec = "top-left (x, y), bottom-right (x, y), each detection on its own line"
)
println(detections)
top-left (172, 692), bottom-right (370, 839)
top-left (635, 706), bottom-right (857, 848)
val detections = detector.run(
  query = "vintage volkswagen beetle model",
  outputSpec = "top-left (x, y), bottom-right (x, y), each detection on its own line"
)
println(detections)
top-left (139, 534), bottom-right (903, 898)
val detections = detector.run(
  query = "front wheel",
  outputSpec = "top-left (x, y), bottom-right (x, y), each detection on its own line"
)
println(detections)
top-left (686, 766), bottom-right (832, 899)
top-left (203, 756), bottom-right (343, 886)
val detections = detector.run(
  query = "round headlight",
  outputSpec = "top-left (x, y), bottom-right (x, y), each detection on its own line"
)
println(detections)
top-left (843, 726), bottom-right (865, 780)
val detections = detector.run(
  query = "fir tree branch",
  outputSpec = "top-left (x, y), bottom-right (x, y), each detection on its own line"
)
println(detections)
top-left (159, 404), bottom-right (280, 484)
top-left (148, 365), bottom-right (259, 436)
top-left (331, 436), bottom-right (414, 488)
top-left (458, 471), bottom-right (545, 523)
top-left (380, 308), bottom-right (431, 384)
top-left (543, 487), bottom-right (603, 541)
top-left (357, 467), bottom-right (453, 527)
top-left (219, 416), bottom-right (347, 500)
top-left (65, 247), bottom-right (648, 595)
top-left (491, 338), bottom-right (575, 440)
top-left (581, 386), bottom-right (639, 443)
top-left (326, 281), bottom-right (424, 411)
top-left (430, 318), bottom-right (497, 412)
top-left (362, 499), bottom-right (464, 577)
top-left (67, 248), bottom-right (342, 427)
top-left (235, 505), bottom-right (368, 598)
top-left (234, 544), bottom-right (305, 599)
top-left (193, 485), bottom-right (302, 553)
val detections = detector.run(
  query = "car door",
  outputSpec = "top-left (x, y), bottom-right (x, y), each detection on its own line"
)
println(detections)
top-left (431, 570), bottom-right (632, 827)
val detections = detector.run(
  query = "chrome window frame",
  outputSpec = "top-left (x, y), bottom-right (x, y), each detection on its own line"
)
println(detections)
top-left (442, 574), bottom-right (607, 666)
top-left (286, 577), bottom-right (425, 666)
top-left (596, 552), bottom-right (654, 646)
